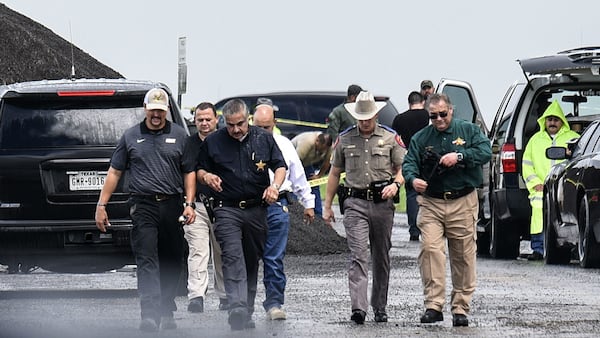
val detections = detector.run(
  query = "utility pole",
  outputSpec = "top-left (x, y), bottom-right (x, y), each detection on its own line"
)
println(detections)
top-left (177, 36), bottom-right (187, 108)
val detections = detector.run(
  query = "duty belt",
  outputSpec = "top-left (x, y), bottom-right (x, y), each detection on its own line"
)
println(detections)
top-left (345, 187), bottom-right (376, 201)
top-left (131, 193), bottom-right (180, 202)
top-left (424, 187), bottom-right (474, 200)
top-left (213, 198), bottom-right (265, 209)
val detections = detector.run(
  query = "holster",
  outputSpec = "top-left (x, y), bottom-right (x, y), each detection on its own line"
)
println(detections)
top-left (369, 180), bottom-right (389, 203)
top-left (337, 184), bottom-right (348, 214)
top-left (200, 194), bottom-right (215, 223)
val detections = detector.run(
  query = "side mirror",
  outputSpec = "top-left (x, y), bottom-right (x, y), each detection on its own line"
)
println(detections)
top-left (546, 146), bottom-right (568, 160)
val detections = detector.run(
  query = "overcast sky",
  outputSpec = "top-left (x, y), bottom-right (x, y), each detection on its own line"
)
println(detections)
top-left (4, 0), bottom-right (600, 125)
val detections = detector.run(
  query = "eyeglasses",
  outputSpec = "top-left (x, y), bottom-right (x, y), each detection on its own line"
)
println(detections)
top-left (429, 111), bottom-right (448, 120)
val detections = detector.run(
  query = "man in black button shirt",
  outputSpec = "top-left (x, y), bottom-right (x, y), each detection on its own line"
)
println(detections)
top-left (197, 99), bottom-right (287, 331)
top-left (95, 88), bottom-right (196, 332)
top-left (183, 102), bottom-right (227, 313)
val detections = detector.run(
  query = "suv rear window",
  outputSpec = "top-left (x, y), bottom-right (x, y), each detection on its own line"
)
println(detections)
top-left (0, 95), bottom-right (165, 149)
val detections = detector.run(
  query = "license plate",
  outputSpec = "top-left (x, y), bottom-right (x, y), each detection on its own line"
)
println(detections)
top-left (68, 171), bottom-right (106, 191)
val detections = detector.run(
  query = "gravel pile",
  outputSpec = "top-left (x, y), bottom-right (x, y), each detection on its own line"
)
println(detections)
top-left (286, 202), bottom-right (349, 255)
top-left (0, 3), bottom-right (122, 85)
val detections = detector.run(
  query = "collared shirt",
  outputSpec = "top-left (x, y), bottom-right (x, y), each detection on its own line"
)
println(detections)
top-left (111, 119), bottom-right (193, 195)
top-left (184, 133), bottom-right (211, 199)
top-left (402, 118), bottom-right (491, 194)
top-left (271, 134), bottom-right (315, 209)
top-left (326, 103), bottom-right (356, 140)
top-left (331, 124), bottom-right (406, 189)
top-left (291, 131), bottom-right (332, 168)
top-left (198, 125), bottom-right (287, 201)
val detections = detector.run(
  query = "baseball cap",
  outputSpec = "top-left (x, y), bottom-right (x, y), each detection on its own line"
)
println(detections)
top-left (420, 80), bottom-right (434, 89)
top-left (144, 88), bottom-right (169, 111)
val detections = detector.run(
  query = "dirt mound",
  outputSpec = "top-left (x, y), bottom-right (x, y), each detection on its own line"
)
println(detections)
top-left (286, 202), bottom-right (349, 255)
top-left (0, 3), bottom-right (122, 85)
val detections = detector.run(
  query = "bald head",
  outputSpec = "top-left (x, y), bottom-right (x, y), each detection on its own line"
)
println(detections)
top-left (253, 104), bottom-right (276, 133)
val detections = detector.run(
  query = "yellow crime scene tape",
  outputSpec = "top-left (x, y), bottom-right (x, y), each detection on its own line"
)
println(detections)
top-left (308, 172), bottom-right (345, 187)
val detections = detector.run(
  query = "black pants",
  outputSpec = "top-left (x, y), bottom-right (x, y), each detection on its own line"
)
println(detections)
top-left (213, 206), bottom-right (267, 316)
top-left (130, 196), bottom-right (185, 321)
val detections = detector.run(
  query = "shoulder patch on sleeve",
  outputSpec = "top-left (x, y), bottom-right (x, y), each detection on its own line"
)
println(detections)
top-left (395, 134), bottom-right (405, 148)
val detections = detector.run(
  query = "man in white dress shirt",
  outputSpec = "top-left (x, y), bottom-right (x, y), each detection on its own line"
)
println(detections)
top-left (253, 99), bottom-right (316, 320)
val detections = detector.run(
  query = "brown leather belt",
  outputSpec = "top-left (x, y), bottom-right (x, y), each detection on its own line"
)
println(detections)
top-left (425, 187), bottom-right (474, 200)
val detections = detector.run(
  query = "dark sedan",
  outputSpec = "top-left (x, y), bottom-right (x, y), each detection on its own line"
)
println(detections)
top-left (544, 119), bottom-right (600, 268)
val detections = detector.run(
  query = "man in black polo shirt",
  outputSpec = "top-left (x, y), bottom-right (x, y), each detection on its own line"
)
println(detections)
top-left (197, 99), bottom-right (287, 331)
top-left (95, 88), bottom-right (196, 332)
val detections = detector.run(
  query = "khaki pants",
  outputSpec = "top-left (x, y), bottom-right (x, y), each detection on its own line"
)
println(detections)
top-left (417, 190), bottom-right (478, 315)
top-left (183, 205), bottom-right (211, 300)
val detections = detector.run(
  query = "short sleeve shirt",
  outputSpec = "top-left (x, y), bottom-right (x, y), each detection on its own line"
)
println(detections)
top-left (111, 120), bottom-right (193, 195)
top-left (331, 125), bottom-right (406, 189)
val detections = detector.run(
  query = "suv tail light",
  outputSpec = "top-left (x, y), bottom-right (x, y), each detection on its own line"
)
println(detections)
top-left (57, 90), bottom-right (115, 96)
top-left (500, 143), bottom-right (517, 173)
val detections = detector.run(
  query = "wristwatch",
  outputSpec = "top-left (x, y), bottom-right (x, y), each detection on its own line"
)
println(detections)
top-left (456, 152), bottom-right (464, 162)
top-left (271, 183), bottom-right (281, 190)
top-left (183, 202), bottom-right (196, 209)
top-left (394, 182), bottom-right (402, 189)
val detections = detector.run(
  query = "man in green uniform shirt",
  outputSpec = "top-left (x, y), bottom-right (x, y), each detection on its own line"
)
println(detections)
top-left (326, 84), bottom-right (362, 140)
top-left (402, 93), bottom-right (491, 327)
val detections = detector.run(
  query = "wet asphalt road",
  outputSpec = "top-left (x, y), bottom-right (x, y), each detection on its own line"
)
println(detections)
top-left (1, 212), bottom-right (600, 337)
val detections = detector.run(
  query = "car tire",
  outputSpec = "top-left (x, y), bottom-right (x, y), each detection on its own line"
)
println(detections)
top-left (578, 197), bottom-right (600, 268)
top-left (476, 220), bottom-right (491, 257)
top-left (490, 201), bottom-right (520, 259)
top-left (544, 194), bottom-right (571, 265)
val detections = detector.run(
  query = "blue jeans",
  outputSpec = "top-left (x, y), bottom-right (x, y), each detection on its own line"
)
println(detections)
top-left (304, 164), bottom-right (323, 215)
top-left (530, 232), bottom-right (544, 254)
top-left (263, 198), bottom-right (290, 310)
top-left (311, 186), bottom-right (323, 216)
top-left (406, 185), bottom-right (420, 236)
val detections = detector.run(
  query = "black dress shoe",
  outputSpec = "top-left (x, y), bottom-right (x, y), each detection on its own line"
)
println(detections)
top-left (228, 307), bottom-right (248, 331)
top-left (374, 310), bottom-right (388, 322)
top-left (409, 234), bottom-right (420, 241)
top-left (350, 309), bottom-right (366, 324)
top-left (528, 251), bottom-right (544, 261)
top-left (452, 313), bottom-right (469, 327)
top-left (420, 309), bottom-right (443, 323)
top-left (187, 297), bottom-right (204, 313)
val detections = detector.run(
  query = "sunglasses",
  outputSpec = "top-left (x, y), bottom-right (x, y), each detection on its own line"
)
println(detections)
top-left (429, 111), bottom-right (448, 120)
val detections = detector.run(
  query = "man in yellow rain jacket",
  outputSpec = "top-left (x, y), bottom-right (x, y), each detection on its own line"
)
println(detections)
top-left (521, 100), bottom-right (579, 260)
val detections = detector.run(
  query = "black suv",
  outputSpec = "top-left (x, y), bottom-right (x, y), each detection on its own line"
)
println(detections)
top-left (213, 91), bottom-right (400, 139)
top-left (484, 47), bottom-right (600, 259)
top-left (0, 79), bottom-right (188, 273)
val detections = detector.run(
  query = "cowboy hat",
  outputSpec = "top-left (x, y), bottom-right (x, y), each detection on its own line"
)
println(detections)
top-left (344, 91), bottom-right (386, 120)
